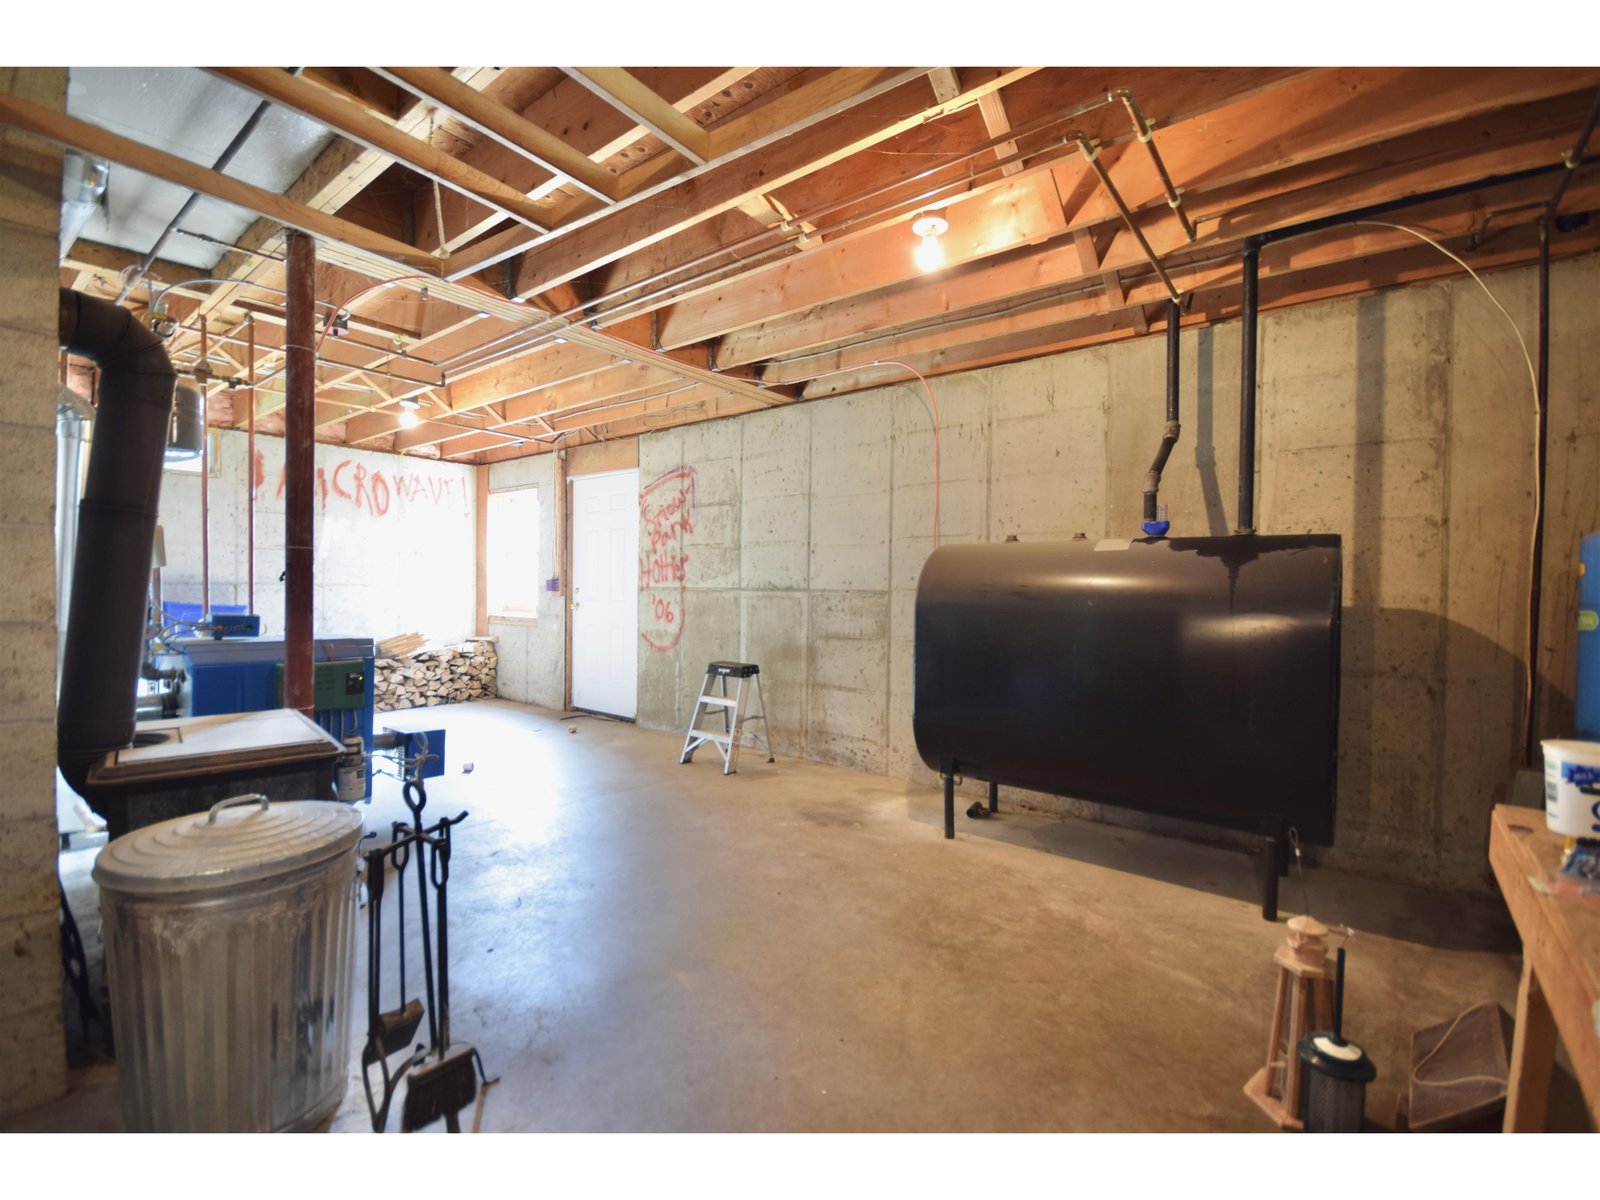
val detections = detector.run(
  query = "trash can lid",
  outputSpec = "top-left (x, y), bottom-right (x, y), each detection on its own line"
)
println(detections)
top-left (93, 795), bottom-right (365, 896)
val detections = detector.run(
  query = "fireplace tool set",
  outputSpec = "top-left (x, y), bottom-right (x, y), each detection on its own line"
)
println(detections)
top-left (360, 733), bottom-right (495, 1132)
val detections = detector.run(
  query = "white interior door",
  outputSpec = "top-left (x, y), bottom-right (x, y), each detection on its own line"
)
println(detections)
top-left (570, 469), bottom-right (640, 718)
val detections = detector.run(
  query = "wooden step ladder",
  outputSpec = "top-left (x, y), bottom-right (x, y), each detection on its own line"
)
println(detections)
top-left (679, 661), bottom-right (773, 775)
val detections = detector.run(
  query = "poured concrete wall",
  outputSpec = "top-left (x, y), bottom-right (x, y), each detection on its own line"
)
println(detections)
top-left (0, 67), bottom-right (67, 1118)
top-left (486, 453), bottom-right (564, 709)
top-left (638, 253), bottom-right (1600, 893)
top-left (158, 428), bottom-right (477, 644)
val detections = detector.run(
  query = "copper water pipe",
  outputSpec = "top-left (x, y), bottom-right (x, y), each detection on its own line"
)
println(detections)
top-left (436, 96), bottom-right (1125, 377)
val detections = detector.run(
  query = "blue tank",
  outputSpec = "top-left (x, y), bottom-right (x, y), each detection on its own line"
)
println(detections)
top-left (1578, 534), bottom-right (1600, 739)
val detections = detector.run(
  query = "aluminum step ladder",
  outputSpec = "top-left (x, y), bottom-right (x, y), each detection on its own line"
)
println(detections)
top-left (679, 661), bottom-right (773, 775)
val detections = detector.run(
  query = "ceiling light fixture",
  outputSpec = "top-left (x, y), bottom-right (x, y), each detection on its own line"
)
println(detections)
top-left (912, 214), bottom-right (949, 272)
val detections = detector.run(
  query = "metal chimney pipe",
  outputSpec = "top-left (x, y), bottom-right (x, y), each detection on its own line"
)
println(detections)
top-left (56, 289), bottom-right (177, 790)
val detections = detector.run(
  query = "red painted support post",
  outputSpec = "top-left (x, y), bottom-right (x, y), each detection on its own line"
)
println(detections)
top-left (246, 315), bottom-right (256, 613)
top-left (284, 230), bottom-right (316, 717)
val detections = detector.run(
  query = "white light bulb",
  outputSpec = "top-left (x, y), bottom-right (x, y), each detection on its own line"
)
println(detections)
top-left (398, 409), bottom-right (421, 428)
top-left (914, 233), bottom-right (945, 272)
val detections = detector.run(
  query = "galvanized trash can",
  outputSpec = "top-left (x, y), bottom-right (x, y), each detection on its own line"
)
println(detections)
top-left (94, 794), bottom-right (364, 1132)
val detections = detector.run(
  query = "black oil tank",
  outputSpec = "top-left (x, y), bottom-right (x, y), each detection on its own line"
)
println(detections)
top-left (913, 534), bottom-right (1341, 844)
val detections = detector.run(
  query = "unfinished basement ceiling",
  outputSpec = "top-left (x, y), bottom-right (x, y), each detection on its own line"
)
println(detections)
top-left (33, 66), bottom-right (1600, 462)
top-left (66, 67), bottom-right (335, 270)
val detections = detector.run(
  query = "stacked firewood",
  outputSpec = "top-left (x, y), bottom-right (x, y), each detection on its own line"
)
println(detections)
top-left (377, 631), bottom-right (428, 659)
top-left (374, 638), bottom-right (497, 712)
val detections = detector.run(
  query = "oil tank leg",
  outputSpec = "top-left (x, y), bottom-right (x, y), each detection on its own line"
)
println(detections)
top-left (987, 780), bottom-right (999, 814)
top-left (942, 767), bottom-right (956, 839)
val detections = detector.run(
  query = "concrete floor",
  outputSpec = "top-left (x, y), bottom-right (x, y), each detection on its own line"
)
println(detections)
top-left (7, 698), bottom-right (1566, 1132)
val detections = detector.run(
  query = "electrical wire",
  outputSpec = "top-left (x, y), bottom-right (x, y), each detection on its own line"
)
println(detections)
top-left (801, 359), bottom-right (941, 548)
top-left (316, 276), bottom-right (436, 360)
top-left (1342, 221), bottom-right (1542, 755)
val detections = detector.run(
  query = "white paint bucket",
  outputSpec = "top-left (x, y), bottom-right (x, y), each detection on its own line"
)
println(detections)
top-left (1542, 739), bottom-right (1600, 838)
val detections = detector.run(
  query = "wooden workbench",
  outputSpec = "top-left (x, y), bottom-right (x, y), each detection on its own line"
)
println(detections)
top-left (1487, 804), bottom-right (1600, 1131)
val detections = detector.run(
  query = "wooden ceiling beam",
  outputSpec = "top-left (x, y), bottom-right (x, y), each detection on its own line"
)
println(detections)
top-left (490, 69), bottom-right (1027, 299)
top-left (661, 170), bottom-right (1071, 349)
top-left (206, 67), bottom-right (554, 235)
top-left (0, 91), bottom-right (440, 273)
top-left (564, 68), bottom-right (714, 164)
top-left (581, 69), bottom-right (1299, 316)
top-left (926, 69), bottom-right (963, 105)
top-left (301, 69), bottom-right (405, 121)
top-left (376, 67), bottom-right (621, 202)
top-left (686, 68), bottom-right (1600, 353)
top-left (423, 377), bottom-right (704, 457)
top-left (797, 208), bottom-right (1600, 400)
top-left (407, 68), bottom-right (752, 256)
top-left (444, 67), bottom-right (931, 281)
top-left (977, 90), bottom-right (1022, 177)
top-left (396, 365), bottom-right (689, 452)
top-left (468, 388), bottom-right (771, 464)
top-left (61, 238), bottom-right (193, 293)
top-left (337, 339), bottom-right (620, 444)
top-left (763, 166), bottom-right (1600, 387)
top-left (543, 381), bottom-right (723, 433)
top-left (188, 69), bottom-right (500, 327)
top-left (1038, 68), bottom-right (1600, 240)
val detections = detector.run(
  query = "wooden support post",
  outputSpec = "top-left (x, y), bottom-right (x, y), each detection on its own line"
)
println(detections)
top-left (283, 230), bottom-right (316, 717)
top-left (198, 316), bottom-right (211, 622)
top-left (246, 315), bottom-right (256, 613)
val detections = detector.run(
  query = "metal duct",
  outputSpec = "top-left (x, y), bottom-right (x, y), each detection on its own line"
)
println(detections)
top-left (166, 381), bottom-right (204, 461)
top-left (55, 384), bottom-right (94, 684)
top-left (57, 289), bottom-right (177, 794)
top-left (58, 150), bottom-right (109, 261)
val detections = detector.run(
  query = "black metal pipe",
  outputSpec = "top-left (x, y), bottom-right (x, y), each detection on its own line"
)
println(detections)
top-left (56, 289), bottom-right (177, 791)
top-left (1332, 946), bottom-right (1347, 1042)
top-left (1228, 149), bottom-right (1600, 550)
top-left (1248, 156), bottom-right (1598, 254)
top-left (1237, 245), bottom-right (1260, 535)
top-left (1143, 299), bottom-right (1183, 527)
top-left (1548, 87), bottom-right (1600, 217)
top-left (116, 102), bottom-right (274, 302)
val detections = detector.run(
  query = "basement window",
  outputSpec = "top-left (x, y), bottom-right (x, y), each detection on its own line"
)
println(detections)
top-left (487, 486), bottom-right (541, 618)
